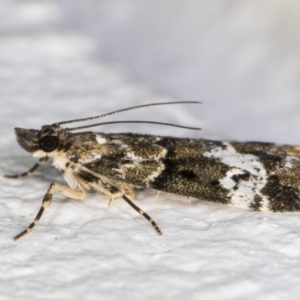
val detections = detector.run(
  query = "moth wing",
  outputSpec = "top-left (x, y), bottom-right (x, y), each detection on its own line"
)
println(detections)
top-left (82, 156), bottom-right (162, 188)
top-left (82, 155), bottom-right (232, 203)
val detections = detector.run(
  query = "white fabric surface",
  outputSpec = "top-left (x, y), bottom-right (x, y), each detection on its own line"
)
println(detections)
top-left (1, 1), bottom-right (300, 299)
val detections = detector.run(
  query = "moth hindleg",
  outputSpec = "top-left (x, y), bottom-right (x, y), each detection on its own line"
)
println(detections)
top-left (67, 164), bottom-right (162, 235)
top-left (4, 157), bottom-right (48, 179)
top-left (122, 195), bottom-right (162, 235)
top-left (14, 182), bottom-right (86, 241)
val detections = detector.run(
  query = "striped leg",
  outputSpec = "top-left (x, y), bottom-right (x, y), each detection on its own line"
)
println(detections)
top-left (4, 157), bottom-right (48, 179)
top-left (122, 195), bottom-right (162, 235)
top-left (14, 182), bottom-right (86, 241)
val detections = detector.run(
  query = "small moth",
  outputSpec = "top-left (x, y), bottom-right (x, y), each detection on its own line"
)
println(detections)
top-left (4, 101), bottom-right (300, 240)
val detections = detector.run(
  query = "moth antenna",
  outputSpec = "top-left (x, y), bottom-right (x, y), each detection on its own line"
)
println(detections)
top-left (55, 101), bottom-right (201, 126)
top-left (66, 120), bottom-right (201, 132)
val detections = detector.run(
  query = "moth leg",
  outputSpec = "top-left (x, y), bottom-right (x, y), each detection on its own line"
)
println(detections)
top-left (4, 157), bottom-right (48, 179)
top-left (122, 195), bottom-right (162, 235)
top-left (14, 182), bottom-right (86, 241)
top-left (108, 196), bottom-right (115, 207)
top-left (187, 197), bottom-right (191, 205)
top-left (155, 190), bottom-right (161, 198)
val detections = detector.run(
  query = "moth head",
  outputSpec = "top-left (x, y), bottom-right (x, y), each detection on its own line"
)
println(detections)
top-left (15, 125), bottom-right (63, 154)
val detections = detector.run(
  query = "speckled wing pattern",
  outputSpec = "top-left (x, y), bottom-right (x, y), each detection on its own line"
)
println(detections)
top-left (67, 132), bottom-right (300, 212)
top-left (7, 124), bottom-right (300, 240)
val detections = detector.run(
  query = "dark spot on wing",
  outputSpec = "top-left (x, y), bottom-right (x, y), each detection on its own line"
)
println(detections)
top-left (249, 194), bottom-right (263, 211)
top-left (231, 171), bottom-right (250, 183)
top-left (210, 179), bottom-right (219, 186)
top-left (78, 170), bottom-right (99, 184)
top-left (262, 175), bottom-right (300, 211)
top-left (178, 170), bottom-right (198, 179)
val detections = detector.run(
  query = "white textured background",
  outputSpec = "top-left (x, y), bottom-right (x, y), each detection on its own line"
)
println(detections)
top-left (1, 1), bottom-right (300, 299)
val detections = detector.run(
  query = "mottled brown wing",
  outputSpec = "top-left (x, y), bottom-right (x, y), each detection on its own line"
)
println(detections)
top-left (82, 155), bottom-right (233, 204)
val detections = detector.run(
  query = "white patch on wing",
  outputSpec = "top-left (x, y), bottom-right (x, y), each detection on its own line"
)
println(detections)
top-left (111, 139), bottom-right (123, 145)
top-left (96, 135), bottom-right (107, 144)
top-left (283, 156), bottom-right (299, 169)
top-left (78, 152), bottom-right (102, 164)
top-left (126, 147), bottom-right (167, 161)
top-left (204, 142), bottom-right (270, 211)
top-left (113, 161), bottom-right (165, 186)
top-left (146, 164), bottom-right (165, 183)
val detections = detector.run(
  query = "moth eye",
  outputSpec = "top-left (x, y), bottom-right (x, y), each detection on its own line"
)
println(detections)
top-left (39, 136), bottom-right (59, 152)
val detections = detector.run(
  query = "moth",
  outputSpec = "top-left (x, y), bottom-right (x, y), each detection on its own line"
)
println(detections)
top-left (4, 101), bottom-right (300, 240)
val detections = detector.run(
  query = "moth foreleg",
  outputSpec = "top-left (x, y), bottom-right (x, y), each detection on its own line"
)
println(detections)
top-left (14, 182), bottom-right (86, 241)
top-left (4, 157), bottom-right (48, 179)
top-left (122, 195), bottom-right (162, 236)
